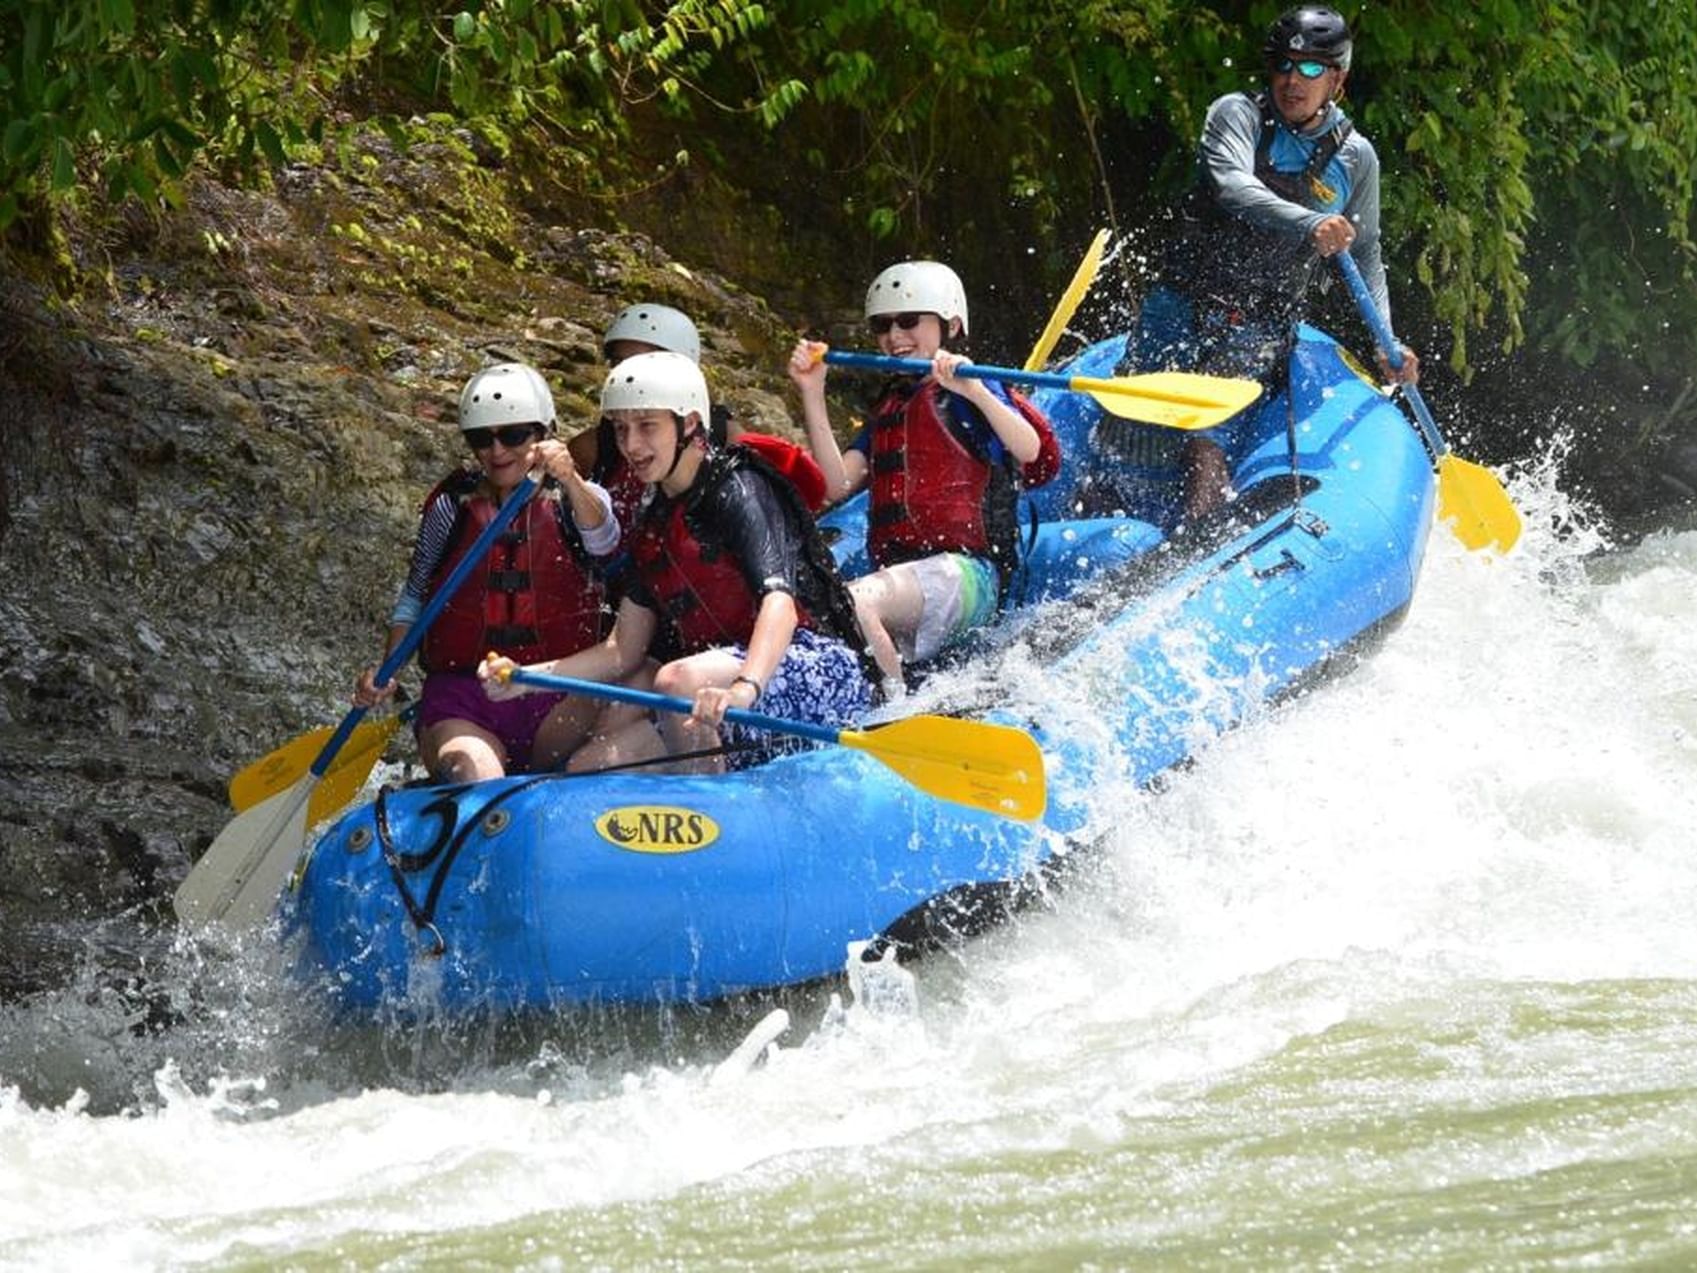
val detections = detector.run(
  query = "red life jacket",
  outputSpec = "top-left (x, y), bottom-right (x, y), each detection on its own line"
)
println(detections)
top-left (865, 380), bottom-right (1021, 577)
top-left (420, 474), bottom-right (606, 673)
top-left (628, 453), bottom-right (822, 656)
top-left (600, 457), bottom-right (648, 546)
top-left (588, 423), bottom-right (647, 549)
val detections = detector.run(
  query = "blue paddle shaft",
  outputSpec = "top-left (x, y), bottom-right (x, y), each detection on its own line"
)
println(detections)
top-left (824, 350), bottom-right (1068, 393)
top-left (308, 476), bottom-right (540, 779)
top-left (1335, 253), bottom-right (1448, 461)
top-left (507, 668), bottom-right (843, 746)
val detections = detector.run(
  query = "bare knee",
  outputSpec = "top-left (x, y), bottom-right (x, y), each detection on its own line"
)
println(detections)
top-left (420, 719), bottom-right (507, 783)
top-left (432, 740), bottom-right (504, 783)
top-left (653, 658), bottom-right (710, 700)
top-left (567, 719), bottom-right (665, 772)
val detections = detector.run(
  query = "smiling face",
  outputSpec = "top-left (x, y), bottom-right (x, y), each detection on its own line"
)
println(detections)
top-left (610, 408), bottom-right (701, 493)
top-left (467, 422), bottom-right (544, 494)
top-left (1269, 57), bottom-right (1344, 129)
top-left (869, 311), bottom-right (953, 359)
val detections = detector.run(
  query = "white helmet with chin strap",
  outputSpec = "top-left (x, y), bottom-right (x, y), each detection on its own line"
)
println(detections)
top-left (600, 350), bottom-right (711, 423)
top-left (603, 303), bottom-right (703, 363)
top-left (865, 260), bottom-right (969, 336)
top-left (458, 362), bottom-right (556, 432)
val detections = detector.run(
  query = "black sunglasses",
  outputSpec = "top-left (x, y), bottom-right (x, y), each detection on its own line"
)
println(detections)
top-left (465, 423), bottom-right (542, 451)
top-left (868, 312), bottom-right (928, 335)
top-left (1273, 57), bottom-right (1330, 80)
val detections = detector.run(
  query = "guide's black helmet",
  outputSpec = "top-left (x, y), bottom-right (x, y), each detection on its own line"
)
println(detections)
top-left (1264, 6), bottom-right (1353, 71)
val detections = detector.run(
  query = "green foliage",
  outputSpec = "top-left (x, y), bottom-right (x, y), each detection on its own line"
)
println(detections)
top-left (1512, 4), bottom-right (1697, 375)
top-left (0, 0), bottom-right (788, 228)
top-left (3, 0), bottom-right (1693, 379)
top-left (1357, 1), bottom-right (1697, 376)
top-left (724, 0), bottom-right (1695, 375)
top-left (746, 0), bottom-right (1232, 243)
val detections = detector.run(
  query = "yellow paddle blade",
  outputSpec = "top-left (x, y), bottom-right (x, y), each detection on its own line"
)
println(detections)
top-left (306, 716), bottom-right (402, 824)
top-left (228, 725), bottom-right (333, 811)
top-left (841, 715), bottom-right (1046, 822)
top-left (1076, 371), bottom-right (1264, 430)
top-left (1026, 229), bottom-right (1109, 371)
top-left (1438, 454), bottom-right (1522, 553)
top-left (228, 715), bottom-right (402, 812)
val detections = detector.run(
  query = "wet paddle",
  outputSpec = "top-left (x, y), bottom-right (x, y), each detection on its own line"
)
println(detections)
top-left (1336, 253), bottom-right (1522, 553)
top-left (174, 476), bottom-right (541, 935)
top-left (499, 667), bottom-right (1047, 823)
top-left (1025, 229), bottom-right (1110, 371)
top-left (822, 350), bottom-right (1260, 431)
top-left (228, 701), bottom-right (418, 821)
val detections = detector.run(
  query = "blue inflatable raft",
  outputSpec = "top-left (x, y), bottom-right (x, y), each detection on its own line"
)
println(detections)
top-left (285, 324), bottom-right (1435, 1012)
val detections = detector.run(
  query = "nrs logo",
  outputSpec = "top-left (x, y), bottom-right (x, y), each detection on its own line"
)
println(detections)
top-left (593, 806), bottom-right (720, 854)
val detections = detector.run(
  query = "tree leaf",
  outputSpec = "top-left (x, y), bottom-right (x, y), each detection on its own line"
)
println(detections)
top-left (51, 135), bottom-right (75, 191)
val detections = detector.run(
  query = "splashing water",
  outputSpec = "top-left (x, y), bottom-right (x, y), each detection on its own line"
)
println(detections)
top-left (5, 461), bottom-right (1697, 1269)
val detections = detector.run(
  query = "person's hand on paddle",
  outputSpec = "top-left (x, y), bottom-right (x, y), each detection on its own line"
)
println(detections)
top-left (932, 350), bottom-right (976, 395)
top-left (478, 652), bottom-right (529, 701)
top-left (788, 339), bottom-right (829, 392)
top-left (528, 437), bottom-right (579, 484)
top-left (1377, 343), bottom-right (1420, 386)
top-left (1311, 214), bottom-right (1355, 257)
top-left (690, 676), bottom-right (759, 729)
top-left (353, 665), bottom-right (398, 708)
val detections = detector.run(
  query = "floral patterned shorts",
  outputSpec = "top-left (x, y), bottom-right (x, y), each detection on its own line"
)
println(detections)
top-left (720, 628), bottom-right (872, 769)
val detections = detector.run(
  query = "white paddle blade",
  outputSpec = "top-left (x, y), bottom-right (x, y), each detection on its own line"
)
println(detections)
top-left (174, 778), bottom-right (314, 934)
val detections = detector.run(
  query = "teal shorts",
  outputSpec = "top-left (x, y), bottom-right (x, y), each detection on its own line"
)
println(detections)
top-left (905, 552), bottom-right (998, 663)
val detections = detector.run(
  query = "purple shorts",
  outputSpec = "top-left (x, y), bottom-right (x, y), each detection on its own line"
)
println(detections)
top-left (416, 671), bottom-right (566, 772)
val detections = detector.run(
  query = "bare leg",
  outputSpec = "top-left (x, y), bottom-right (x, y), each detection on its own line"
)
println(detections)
top-left (566, 716), bottom-right (667, 772)
top-left (529, 694), bottom-right (603, 772)
top-left (419, 718), bottom-right (508, 783)
top-left (554, 660), bottom-right (668, 771)
top-left (848, 564), bottom-right (925, 684)
top-left (1181, 436), bottom-right (1232, 523)
top-left (652, 650), bottom-right (742, 774)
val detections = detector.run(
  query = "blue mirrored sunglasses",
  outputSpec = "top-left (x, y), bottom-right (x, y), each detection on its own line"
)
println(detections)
top-left (1274, 57), bottom-right (1330, 80)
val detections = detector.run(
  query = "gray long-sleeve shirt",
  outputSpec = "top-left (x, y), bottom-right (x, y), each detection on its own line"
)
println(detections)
top-left (1199, 92), bottom-right (1392, 324)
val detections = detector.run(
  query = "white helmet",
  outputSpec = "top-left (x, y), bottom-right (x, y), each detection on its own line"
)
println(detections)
top-left (458, 362), bottom-right (556, 432)
top-left (599, 350), bottom-right (710, 422)
top-left (603, 303), bottom-right (702, 363)
top-left (864, 260), bottom-right (969, 336)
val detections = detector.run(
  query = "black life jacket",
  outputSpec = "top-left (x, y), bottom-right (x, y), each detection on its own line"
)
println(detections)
top-left (1169, 91), bottom-right (1353, 313)
top-left (628, 447), bottom-right (873, 677)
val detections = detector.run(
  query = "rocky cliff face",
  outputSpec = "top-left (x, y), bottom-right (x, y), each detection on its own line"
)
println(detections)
top-left (0, 128), bottom-right (828, 1001)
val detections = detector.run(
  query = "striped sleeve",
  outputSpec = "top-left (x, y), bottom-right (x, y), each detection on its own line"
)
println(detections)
top-left (388, 492), bottom-right (458, 627)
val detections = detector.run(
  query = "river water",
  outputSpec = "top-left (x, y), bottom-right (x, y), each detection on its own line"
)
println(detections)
top-left (4, 466), bottom-right (1696, 1270)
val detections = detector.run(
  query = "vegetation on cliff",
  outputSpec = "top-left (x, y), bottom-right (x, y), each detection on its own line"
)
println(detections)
top-left (5, 1), bottom-right (1696, 384)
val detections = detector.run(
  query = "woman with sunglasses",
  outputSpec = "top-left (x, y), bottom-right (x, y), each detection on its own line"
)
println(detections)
top-left (1090, 5), bottom-right (1417, 526)
top-left (786, 261), bottom-right (1051, 691)
top-left (353, 361), bottom-right (620, 783)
